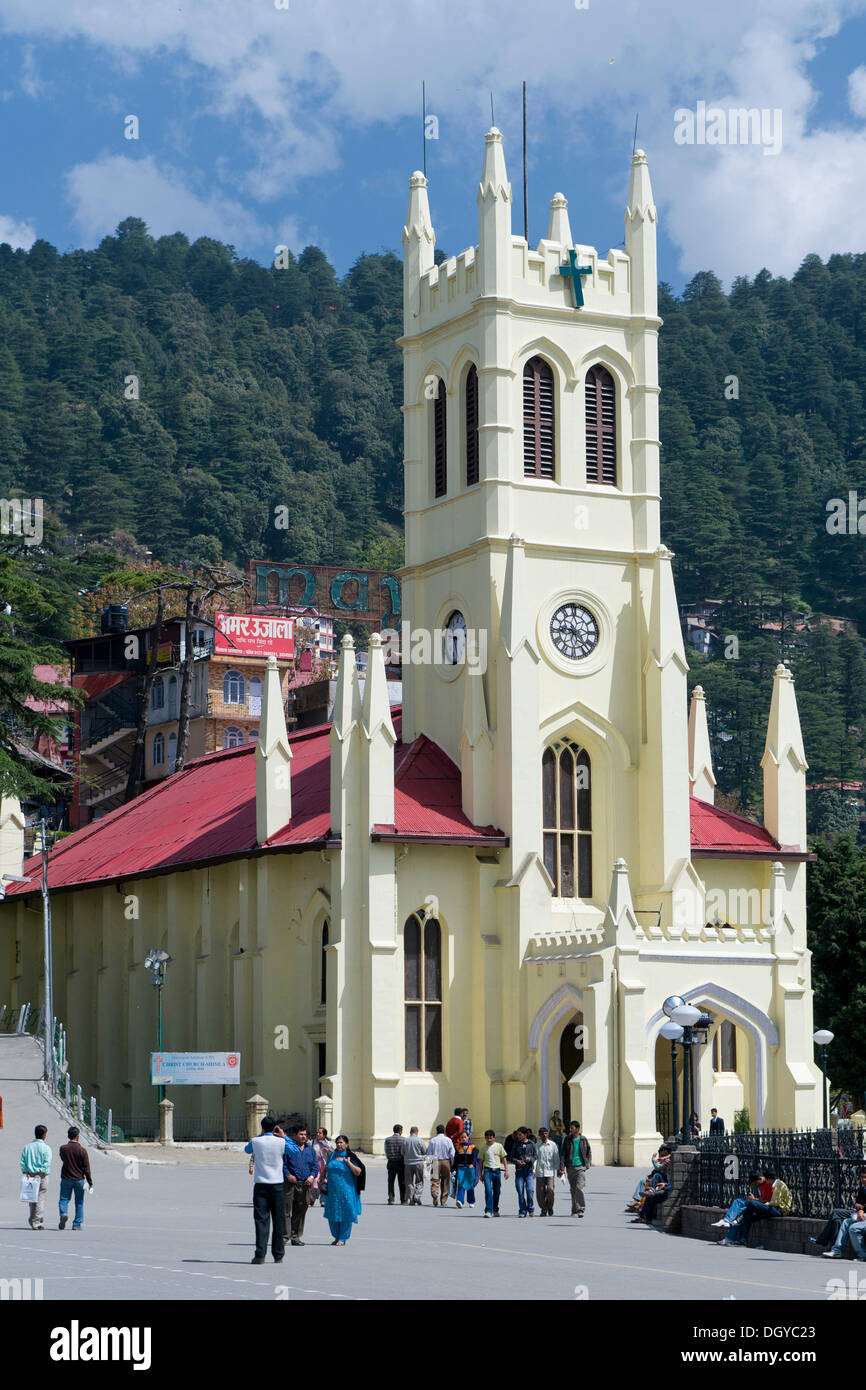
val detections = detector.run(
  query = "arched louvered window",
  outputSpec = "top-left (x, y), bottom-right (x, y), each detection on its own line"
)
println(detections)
top-left (224, 669), bottom-right (245, 704)
top-left (404, 912), bottom-right (442, 1071)
top-left (433, 377), bottom-right (447, 497)
top-left (222, 725), bottom-right (244, 749)
top-left (167, 732), bottom-right (177, 768)
top-left (585, 364), bottom-right (617, 485)
top-left (151, 675), bottom-right (164, 711)
top-left (152, 732), bottom-right (165, 765)
top-left (523, 355), bottom-right (555, 478)
top-left (465, 364), bottom-right (479, 487)
top-left (542, 739), bottom-right (592, 898)
top-left (320, 920), bottom-right (329, 1005)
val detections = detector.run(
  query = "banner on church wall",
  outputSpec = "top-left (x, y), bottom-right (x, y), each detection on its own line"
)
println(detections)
top-left (150, 1052), bottom-right (241, 1085)
top-left (213, 612), bottom-right (294, 658)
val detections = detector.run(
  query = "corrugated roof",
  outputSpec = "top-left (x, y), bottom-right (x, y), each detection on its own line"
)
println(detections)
top-left (689, 796), bottom-right (794, 855)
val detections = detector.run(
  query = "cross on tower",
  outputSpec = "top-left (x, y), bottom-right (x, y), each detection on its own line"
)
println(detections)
top-left (556, 249), bottom-right (592, 308)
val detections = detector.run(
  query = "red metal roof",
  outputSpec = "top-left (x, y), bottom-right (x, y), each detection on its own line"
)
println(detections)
top-left (4, 724), bottom-right (809, 900)
top-left (70, 671), bottom-right (131, 698)
top-left (689, 796), bottom-right (807, 857)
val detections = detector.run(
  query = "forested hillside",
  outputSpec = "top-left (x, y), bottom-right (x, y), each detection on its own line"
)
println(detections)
top-left (1, 225), bottom-right (865, 829)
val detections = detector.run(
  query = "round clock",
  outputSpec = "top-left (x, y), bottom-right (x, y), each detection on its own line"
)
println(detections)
top-left (549, 602), bottom-right (599, 661)
top-left (444, 610), bottom-right (467, 665)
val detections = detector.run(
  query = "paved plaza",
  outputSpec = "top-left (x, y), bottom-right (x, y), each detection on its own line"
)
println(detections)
top-left (0, 1039), bottom-right (849, 1302)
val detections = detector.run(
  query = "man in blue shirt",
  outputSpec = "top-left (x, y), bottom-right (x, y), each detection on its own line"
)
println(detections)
top-left (244, 1117), bottom-right (293, 1264)
top-left (282, 1125), bottom-right (319, 1247)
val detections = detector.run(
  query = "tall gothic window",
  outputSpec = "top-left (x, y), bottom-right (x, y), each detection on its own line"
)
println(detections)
top-left (151, 675), bottom-right (165, 711)
top-left (713, 1020), bottom-right (737, 1072)
top-left (320, 920), bottom-right (329, 1006)
top-left (585, 364), bottom-right (617, 485)
top-left (542, 740), bottom-right (592, 898)
top-left (523, 355), bottom-right (555, 478)
top-left (404, 912), bottom-right (442, 1071)
top-left (465, 363), bottom-right (479, 486)
top-left (152, 731), bottom-right (165, 765)
top-left (433, 377), bottom-right (447, 497)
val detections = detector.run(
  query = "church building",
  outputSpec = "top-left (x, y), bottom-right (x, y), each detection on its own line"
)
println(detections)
top-left (0, 132), bottom-right (822, 1160)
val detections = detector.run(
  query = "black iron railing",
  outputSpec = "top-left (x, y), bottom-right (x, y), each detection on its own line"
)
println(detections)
top-left (696, 1127), bottom-right (865, 1218)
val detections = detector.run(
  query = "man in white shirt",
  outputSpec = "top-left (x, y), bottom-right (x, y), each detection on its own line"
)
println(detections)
top-left (427, 1125), bottom-right (456, 1207)
top-left (534, 1127), bottom-right (560, 1217)
top-left (244, 1117), bottom-right (292, 1264)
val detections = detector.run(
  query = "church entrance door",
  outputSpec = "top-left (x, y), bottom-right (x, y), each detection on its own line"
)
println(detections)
top-left (559, 1014), bottom-right (584, 1128)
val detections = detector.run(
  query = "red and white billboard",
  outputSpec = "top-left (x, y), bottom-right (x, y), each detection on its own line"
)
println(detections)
top-left (214, 612), bottom-right (294, 659)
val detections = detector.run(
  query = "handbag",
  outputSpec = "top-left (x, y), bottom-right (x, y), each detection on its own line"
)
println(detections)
top-left (20, 1174), bottom-right (41, 1203)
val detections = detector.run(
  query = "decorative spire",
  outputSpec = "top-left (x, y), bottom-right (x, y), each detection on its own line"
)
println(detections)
top-left (255, 655), bottom-right (291, 845)
top-left (547, 192), bottom-right (572, 247)
top-left (647, 545), bottom-right (687, 673)
top-left (331, 633), bottom-right (362, 740)
top-left (0, 793), bottom-right (25, 880)
top-left (762, 663), bottom-right (808, 847)
top-left (459, 664), bottom-right (493, 826)
top-left (688, 685), bottom-right (716, 803)
top-left (625, 148), bottom-right (657, 319)
top-left (478, 127), bottom-right (512, 296)
top-left (361, 633), bottom-right (396, 744)
top-left (402, 170), bottom-right (435, 331)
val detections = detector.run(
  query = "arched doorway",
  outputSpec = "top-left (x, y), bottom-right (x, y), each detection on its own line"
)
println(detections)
top-left (559, 1013), bottom-right (584, 1127)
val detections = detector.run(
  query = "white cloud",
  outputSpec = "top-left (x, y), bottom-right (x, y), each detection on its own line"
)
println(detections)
top-left (0, 214), bottom-right (36, 248)
top-left (4, 0), bottom-right (866, 278)
top-left (64, 154), bottom-right (266, 245)
top-left (849, 65), bottom-right (866, 117)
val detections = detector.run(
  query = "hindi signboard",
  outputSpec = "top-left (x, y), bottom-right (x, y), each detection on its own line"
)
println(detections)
top-left (213, 612), bottom-right (294, 659)
top-left (150, 1052), bottom-right (241, 1086)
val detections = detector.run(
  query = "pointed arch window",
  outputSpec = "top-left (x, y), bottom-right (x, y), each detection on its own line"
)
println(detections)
top-left (585, 364), bottom-right (617, 485)
top-left (542, 740), bottom-right (592, 898)
top-left (433, 377), bottom-right (447, 497)
top-left (320, 920), bottom-right (329, 1006)
top-left (404, 912), bottom-right (442, 1072)
top-left (523, 355), bottom-right (555, 479)
top-left (713, 1020), bottom-right (737, 1073)
top-left (465, 364), bottom-right (479, 487)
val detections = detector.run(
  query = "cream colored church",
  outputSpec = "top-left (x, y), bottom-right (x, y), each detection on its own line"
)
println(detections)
top-left (0, 132), bottom-right (823, 1161)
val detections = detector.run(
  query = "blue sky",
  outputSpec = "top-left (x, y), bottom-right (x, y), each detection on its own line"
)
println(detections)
top-left (1, 0), bottom-right (865, 291)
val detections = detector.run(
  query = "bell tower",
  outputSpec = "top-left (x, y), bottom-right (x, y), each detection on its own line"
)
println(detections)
top-left (399, 130), bottom-right (690, 913)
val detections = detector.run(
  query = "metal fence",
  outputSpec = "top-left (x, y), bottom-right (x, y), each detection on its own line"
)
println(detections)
top-left (696, 1127), bottom-right (865, 1219)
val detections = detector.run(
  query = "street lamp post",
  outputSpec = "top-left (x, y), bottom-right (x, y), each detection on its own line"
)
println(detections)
top-left (663, 999), bottom-right (712, 1144)
top-left (38, 816), bottom-right (58, 1088)
top-left (813, 1029), bottom-right (834, 1128)
top-left (144, 950), bottom-right (170, 1104)
top-left (659, 1019), bottom-right (684, 1139)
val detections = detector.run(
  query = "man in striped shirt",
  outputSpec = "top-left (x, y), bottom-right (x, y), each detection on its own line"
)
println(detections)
top-left (384, 1125), bottom-right (407, 1205)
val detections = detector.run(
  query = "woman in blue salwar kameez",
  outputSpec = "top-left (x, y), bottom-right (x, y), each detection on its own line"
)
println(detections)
top-left (322, 1135), bottom-right (362, 1244)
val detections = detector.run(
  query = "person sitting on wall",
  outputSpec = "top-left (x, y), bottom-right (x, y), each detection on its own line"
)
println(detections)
top-left (719, 1168), bottom-right (792, 1246)
top-left (711, 1172), bottom-right (771, 1234)
top-left (630, 1147), bottom-right (673, 1226)
top-left (812, 1166), bottom-right (866, 1253)
top-left (822, 1198), bottom-right (866, 1261)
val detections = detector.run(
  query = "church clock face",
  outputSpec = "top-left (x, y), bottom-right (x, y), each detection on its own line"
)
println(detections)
top-left (549, 603), bottom-right (599, 661)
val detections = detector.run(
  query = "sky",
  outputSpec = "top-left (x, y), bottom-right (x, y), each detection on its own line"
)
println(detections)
top-left (1, 0), bottom-right (865, 291)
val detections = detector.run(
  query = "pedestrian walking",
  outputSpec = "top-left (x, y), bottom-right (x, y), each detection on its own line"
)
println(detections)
top-left (384, 1124), bottom-right (407, 1205)
top-left (282, 1124), bottom-right (318, 1247)
top-left (444, 1108), bottom-right (464, 1147)
top-left (453, 1132), bottom-right (481, 1209)
top-left (427, 1124), bottom-right (455, 1207)
top-left (322, 1136), bottom-right (363, 1245)
top-left (479, 1129), bottom-right (509, 1217)
top-left (460, 1108), bottom-right (472, 1140)
top-left (512, 1127), bottom-right (537, 1217)
top-left (311, 1126), bottom-right (335, 1205)
top-left (403, 1126), bottom-right (427, 1205)
top-left (244, 1116), bottom-right (291, 1264)
top-left (534, 1127), bottom-right (559, 1217)
top-left (20, 1124), bottom-right (51, 1230)
top-left (58, 1126), bottom-right (92, 1231)
top-left (559, 1120), bottom-right (591, 1217)
top-left (549, 1110), bottom-right (565, 1156)
top-left (709, 1108), bottom-right (725, 1135)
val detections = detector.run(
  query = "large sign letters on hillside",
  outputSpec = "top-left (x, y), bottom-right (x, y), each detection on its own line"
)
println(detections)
top-left (249, 561), bottom-right (401, 630)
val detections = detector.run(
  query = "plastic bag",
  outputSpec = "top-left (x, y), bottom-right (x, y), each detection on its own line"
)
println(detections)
top-left (20, 1174), bottom-right (41, 1203)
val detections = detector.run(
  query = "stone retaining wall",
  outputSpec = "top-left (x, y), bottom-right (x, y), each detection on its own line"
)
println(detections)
top-left (681, 1204), bottom-right (844, 1256)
